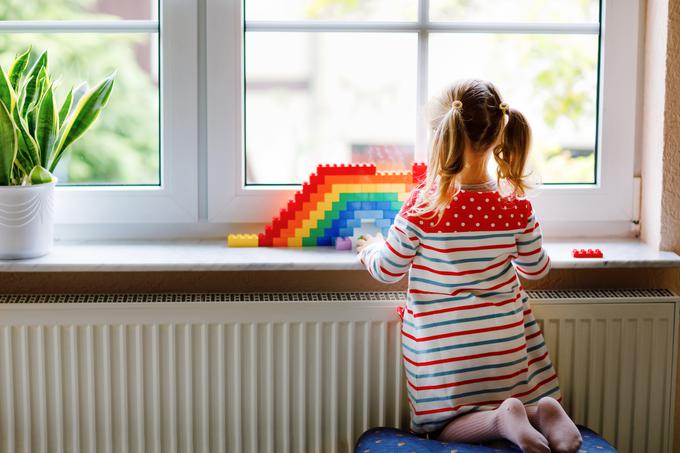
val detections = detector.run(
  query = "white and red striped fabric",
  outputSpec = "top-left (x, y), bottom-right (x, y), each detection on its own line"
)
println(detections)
top-left (359, 184), bottom-right (559, 434)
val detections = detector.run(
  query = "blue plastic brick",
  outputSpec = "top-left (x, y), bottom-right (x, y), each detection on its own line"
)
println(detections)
top-left (355, 210), bottom-right (383, 219)
top-left (316, 236), bottom-right (332, 246)
top-left (346, 218), bottom-right (362, 228)
top-left (340, 210), bottom-right (353, 220)
top-left (361, 202), bottom-right (374, 210)
top-left (376, 201), bottom-right (391, 210)
top-left (338, 227), bottom-right (354, 237)
top-left (376, 218), bottom-right (392, 228)
top-left (326, 226), bottom-right (340, 238)
top-left (349, 202), bottom-right (362, 210)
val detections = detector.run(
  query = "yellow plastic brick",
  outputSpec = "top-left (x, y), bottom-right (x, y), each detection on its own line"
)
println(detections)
top-left (227, 234), bottom-right (259, 247)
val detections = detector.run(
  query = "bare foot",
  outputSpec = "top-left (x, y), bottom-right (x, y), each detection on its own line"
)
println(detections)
top-left (496, 398), bottom-right (550, 453)
top-left (536, 397), bottom-right (582, 453)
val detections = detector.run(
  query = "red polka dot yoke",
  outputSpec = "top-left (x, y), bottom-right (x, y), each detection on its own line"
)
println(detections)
top-left (401, 187), bottom-right (533, 234)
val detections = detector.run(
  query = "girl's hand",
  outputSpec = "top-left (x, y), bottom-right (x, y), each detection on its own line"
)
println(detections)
top-left (356, 232), bottom-right (385, 254)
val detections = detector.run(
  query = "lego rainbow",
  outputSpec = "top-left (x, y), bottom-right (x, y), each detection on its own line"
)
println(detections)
top-left (227, 162), bottom-right (427, 247)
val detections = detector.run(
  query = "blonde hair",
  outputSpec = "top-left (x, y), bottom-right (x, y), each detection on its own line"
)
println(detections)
top-left (408, 79), bottom-right (532, 220)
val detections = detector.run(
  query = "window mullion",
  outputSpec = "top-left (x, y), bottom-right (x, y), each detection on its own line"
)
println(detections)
top-left (415, 0), bottom-right (429, 162)
top-left (0, 20), bottom-right (159, 33)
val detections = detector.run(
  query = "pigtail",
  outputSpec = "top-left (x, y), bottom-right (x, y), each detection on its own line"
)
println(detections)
top-left (493, 107), bottom-right (531, 197)
top-left (408, 101), bottom-right (466, 220)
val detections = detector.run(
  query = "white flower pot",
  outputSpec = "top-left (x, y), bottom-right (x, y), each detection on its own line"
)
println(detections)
top-left (0, 181), bottom-right (56, 259)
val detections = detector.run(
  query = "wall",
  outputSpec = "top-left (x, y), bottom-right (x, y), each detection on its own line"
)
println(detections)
top-left (640, 0), bottom-right (680, 449)
top-left (660, 0), bottom-right (680, 252)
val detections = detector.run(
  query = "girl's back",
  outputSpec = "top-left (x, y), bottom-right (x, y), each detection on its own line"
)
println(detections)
top-left (361, 182), bottom-right (557, 433)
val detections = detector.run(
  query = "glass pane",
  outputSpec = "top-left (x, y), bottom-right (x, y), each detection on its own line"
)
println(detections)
top-left (246, 0), bottom-right (417, 22)
top-left (430, 0), bottom-right (599, 23)
top-left (1, 0), bottom-right (157, 21)
top-left (0, 33), bottom-right (160, 185)
top-left (245, 32), bottom-right (417, 185)
top-left (429, 34), bottom-right (598, 184)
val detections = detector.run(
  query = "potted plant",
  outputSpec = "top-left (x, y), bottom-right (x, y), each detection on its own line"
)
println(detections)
top-left (0, 48), bottom-right (114, 259)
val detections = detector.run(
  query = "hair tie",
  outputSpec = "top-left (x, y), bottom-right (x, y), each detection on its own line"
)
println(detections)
top-left (451, 100), bottom-right (463, 111)
top-left (499, 102), bottom-right (510, 115)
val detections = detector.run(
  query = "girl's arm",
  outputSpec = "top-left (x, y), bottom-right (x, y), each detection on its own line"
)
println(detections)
top-left (357, 216), bottom-right (420, 284)
top-left (512, 201), bottom-right (551, 280)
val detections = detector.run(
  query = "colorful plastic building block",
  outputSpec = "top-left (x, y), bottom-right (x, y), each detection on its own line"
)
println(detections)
top-left (227, 234), bottom-right (259, 247)
top-left (335, 237), bottom-right (353, 250)
top-left (226, 162), bottom-right (427, 248)
top-left (572, 248), bottom-right (603, 258)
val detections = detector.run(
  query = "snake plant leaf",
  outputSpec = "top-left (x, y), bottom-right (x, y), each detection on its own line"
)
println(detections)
top-left (70, 82), bottom-right (88, 116)
top-left (50, 74), bottom-right (115, 172)
top-left (13, 159), bottom-right (27, 182)
top-left (13, 107), bottom-right (40, 169)
top-left (15, 146), bottom-right (33, 180)
top-left (17, 75), bottom-right (32, 113)
top-left (21, 51), bottom-right (47, 117)
top-left (36, 84), bottom-right (58, 167)
top-left (58, 88), bottom-right (72, 127)
top-left (0, 66), bottom-right (16, 114)
top-left (8, 47), bottom-right (31, 90)
top-left (26, 67), bottom-right (48, 135)
top-left (29, 165), bottom-right (54, 185)
top-left (0, 101), bottom-right (18, 186)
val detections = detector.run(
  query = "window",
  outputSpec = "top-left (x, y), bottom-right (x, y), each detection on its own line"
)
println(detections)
top-left (1, 0), bottom-right (197, 225)
top-left (1, 1), bottom-right (160, 185)
top-left (208, 0), bottom-right (640, 237)
top-left (243, 0), bottom-right (600, 186)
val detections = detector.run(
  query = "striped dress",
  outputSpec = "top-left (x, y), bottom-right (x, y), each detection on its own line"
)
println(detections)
top-left (359, 182), bottom-right (560, 434)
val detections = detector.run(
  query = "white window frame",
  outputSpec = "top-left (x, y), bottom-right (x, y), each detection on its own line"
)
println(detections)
top-left (0, 0), bottom-right (199, 225)
top-left (207, 0), bottom-right (640, 238)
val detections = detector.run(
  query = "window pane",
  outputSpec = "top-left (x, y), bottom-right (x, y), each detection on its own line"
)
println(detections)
top-left (430, 0), bottom-right (599, 23)
top-left (429, 34), bottom-right (598, 184)
top-left (1, 0), bottom-right (157, 21)
top-left (245, 32), bottom-right (417, 185)
top-left (245, 0), bottom-right (417, 22)
top-left (0, 33), bottom-right (160, 185)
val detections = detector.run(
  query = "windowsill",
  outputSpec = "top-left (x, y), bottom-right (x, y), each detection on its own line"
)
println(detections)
top-left (0, 238), bottom-right (678, 272)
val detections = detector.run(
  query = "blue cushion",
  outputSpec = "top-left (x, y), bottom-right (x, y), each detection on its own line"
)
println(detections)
top-left (354, 426), bottom-right (617, 452)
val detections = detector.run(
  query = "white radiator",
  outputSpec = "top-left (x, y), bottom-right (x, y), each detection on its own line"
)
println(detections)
top-left (0, 290), bottom-right (677, 453)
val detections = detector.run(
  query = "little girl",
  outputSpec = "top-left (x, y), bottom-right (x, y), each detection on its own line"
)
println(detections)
top-left (357, 80), bottom-right (582, 453)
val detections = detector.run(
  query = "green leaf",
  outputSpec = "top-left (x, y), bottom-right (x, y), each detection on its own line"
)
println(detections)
top-left (36, 84), bottom-right (58, 167)
top-left (21, 51), bottom-right (47, 117)
top-left (27, 108), bottom-right (37, 137)
top-left (0, 101), bottom-right (18, 186)
top-left (29, 165), bottom-right (54, 185)
top-left (70, 82), bottom-right (88, 115)
top-left (51, 74), bottom-right (115, 172)
top-left (13, 108), bottom-right (40, 170)
top-left (13, 160), bottom-right (28, 184)
top-left (8, 47), bottom-right (31, 90)
top-left (58, 88), bottom-right (73, 127)
top-left (32, 66), bottom-right (49, 113)
top-left (14, 147), bottom-right (33, 181)
top-left (0, 66), bottom-right (16, 114)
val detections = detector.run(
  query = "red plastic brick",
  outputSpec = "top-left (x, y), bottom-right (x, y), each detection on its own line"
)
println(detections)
top-left (258, 233), bottom-right (273, 247)
top-left (572, 248), bottom-right (603, 258)
top-left (316, 163), bottom-right (377, 176)
top-left (412, 162), bottom-right (427, 184)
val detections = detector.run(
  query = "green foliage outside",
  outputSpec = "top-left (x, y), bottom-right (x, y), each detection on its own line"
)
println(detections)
top-left (0, 0), bottom-right (159, 184)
